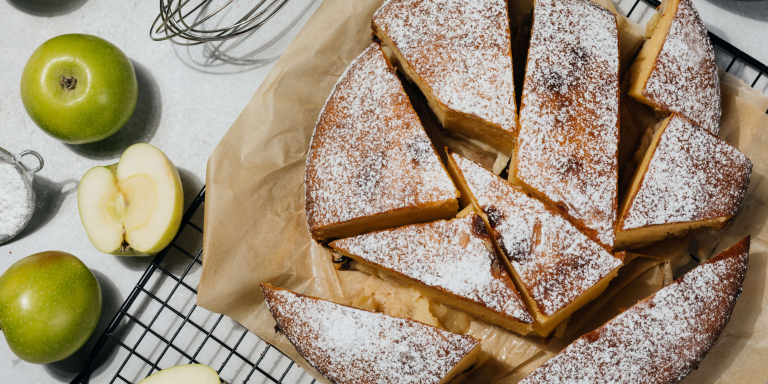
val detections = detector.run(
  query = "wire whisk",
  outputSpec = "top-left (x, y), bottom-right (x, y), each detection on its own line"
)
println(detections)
top-left (151, 0), bottom-right (292, 45)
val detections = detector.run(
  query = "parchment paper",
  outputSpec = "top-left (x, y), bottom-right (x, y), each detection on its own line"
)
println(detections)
top-left (199, 0), bottom-right (768, 382)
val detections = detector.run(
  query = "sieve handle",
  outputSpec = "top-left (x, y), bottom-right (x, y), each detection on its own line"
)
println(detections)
top-left (18, 150), bottom-right (44, 174)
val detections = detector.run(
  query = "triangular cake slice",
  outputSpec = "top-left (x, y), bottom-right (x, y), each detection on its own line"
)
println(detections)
top-left (372, 0), bottom-right (518, 154)
top-left (331, 213), bottom-right (534, 335)
top-left (617, 114), bottom-right (752, 249)
top-left (520, 236), bottom-right (750, 384)
top-left (447, 153), bottom-right (624, 335)
top-left (305, 44), bottom-right (459, 242)
top-left (261, 284), bottom-right (481, 384)
top-left (513, 0), bottom-right (620, 249)
top-left (628, 0), bottom-right (721, 134)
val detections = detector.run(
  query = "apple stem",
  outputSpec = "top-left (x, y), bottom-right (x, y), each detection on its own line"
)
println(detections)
top-left (60, 76), bottom-right (77, 90)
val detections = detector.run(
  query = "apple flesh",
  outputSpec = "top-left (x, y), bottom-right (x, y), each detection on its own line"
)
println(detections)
top-left (78, 143), bottom-right (184, 256)
top-left (0, 251), bottom-right (102, 364)
top-left (138, 364), bottom-right (220, 384)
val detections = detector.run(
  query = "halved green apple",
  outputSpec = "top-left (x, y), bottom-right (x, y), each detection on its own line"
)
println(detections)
top-left (78, 143), bottom-right (184, 256)
top-left (138, 364), bottom-right (220, 384)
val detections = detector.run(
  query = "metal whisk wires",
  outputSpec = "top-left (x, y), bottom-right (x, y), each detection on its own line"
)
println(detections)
top-left (151, 0), bottom-right (291, 45)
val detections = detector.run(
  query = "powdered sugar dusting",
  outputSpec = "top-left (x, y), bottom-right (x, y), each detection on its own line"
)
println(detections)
top-left (331, 214), bottom-right (533, 324)
top-left (520, 238), bottom-right (749, 384)
top-left (621, 115), bottom-right (752, 230)
top-left (262, 285), bottom-right (479, 384)
top-left (643, 0), bottom-right (721, 134)
top-left (516, 0), bottom-right (619, 248)
top-left (373, 0), bottom-right (517, 133)
top-left (305, 45), bottom-right (457, 232)
top-left (454, 154), bottom-right (622, 317)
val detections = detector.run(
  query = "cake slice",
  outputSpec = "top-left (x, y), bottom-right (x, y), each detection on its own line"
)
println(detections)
top-left (520, 236), bottom-right (750, 384)
top-left (372, 0), bottom-right (518, 154)
top-left (616, 114), bottom-right (752, 249)
top-left (305, 44), bottom-right (459, 242)
top-left (330, 213), bottom-right (534, 335)
top-left (447, 153), bottom-right (624, 335)
top-left (261, 284), bottom-right (481, 384)
top-left (628, 0), bottom-right (721, 134)
top-left (513, 0), bottom-right (620, 249)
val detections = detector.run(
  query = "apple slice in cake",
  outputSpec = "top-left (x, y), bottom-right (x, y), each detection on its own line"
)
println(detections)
top-left (261, 284), bottom-right (481, 384)
top-left (628, 0), bottom-right (721, 134)
top-left (513, 0), bottom-right (620, 249)
top-left (305, 44), bottom-right (459, 242)
top-left (520, 236), bottom-right (750, 384)
top-left (447, 153), bottom-right (624, 336)
top-left (372, 0), bottom-right (518, 154)
top-left (331, 212), bottom-right (534, 335)
top-left (616, 114), bottom-right (752, 249)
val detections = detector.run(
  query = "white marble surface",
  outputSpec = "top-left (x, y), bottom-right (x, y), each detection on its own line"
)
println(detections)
top-left (0, 0), bottom-right (766, 383)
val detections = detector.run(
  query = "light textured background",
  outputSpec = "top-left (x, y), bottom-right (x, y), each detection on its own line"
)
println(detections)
top-left (0, 0), bottom-right (765, 383)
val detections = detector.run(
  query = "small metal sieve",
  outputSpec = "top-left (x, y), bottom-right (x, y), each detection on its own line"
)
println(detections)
top-left (0, 147), bottom-right (44, 245)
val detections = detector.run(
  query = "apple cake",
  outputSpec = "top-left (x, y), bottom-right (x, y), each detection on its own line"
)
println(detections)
top-left (372, 0), bottom-right (518, 154)
top-left (513, 0), bottom-right (620, 249)
top-left (330, 212), bottom-right (534, 335)
top-left (305, 44), bottom-right (459, 242)
top-left (616, 114), bottom-right (752, 249)
top-left (520, 236), bottom-right (750, 384)
top-left (261, 284), bottom-right (481, 384)
top-left (628, 0), bottom-right (721, 134)
top-left (447, 152), bottom-right (624, 335)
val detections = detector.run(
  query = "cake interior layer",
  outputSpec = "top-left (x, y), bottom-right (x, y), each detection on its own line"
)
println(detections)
top-left (373, 27), bottom-right (517, 155)
top-left (627, 0), bottom-right (676, 107)
top-left (313, 200), bottom-right (458, 242)
top-left (337, 251), bottom-right (534, 336)
top-left (616, 216), bottom-right (729, 249)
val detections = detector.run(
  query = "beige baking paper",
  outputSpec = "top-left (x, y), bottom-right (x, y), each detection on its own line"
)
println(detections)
top-left (198, 0), bottom-right (768, 382)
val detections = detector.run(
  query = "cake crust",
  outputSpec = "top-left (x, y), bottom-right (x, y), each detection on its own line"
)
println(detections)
top-left (305, 44), bottom-right (458, 242)
top-left (514, 0), bottom-right (620, 248)
top-left (520, 236), bottom-right (750, 384)
top-left (262, 284), bottom-right (480, 384)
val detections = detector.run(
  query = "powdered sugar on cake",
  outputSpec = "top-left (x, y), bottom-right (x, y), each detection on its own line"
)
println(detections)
top-left (373, 0), bottom-right (517, 133)
top-left (454, 155), bottom-right (622, 317)
top-left (621, 115), bottom-right (752, 230)
top-left (643, 0), bottom-right (721, 135)
top-left (332, 214), bottom-right (533, 324)
top-left (263, 286), bottom-right (478, 384)
top-left (516, 0), bottom-right (619, 248)
top-left (305, 45), bottom-right (456, 231)
top-left (520, 239), bottom-right (749, 384)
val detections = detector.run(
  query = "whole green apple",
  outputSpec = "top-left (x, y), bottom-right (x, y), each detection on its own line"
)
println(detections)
top-left (20, 34), bottom-right (138, 144)
top-left (0, 251), bottom-right (102, 364)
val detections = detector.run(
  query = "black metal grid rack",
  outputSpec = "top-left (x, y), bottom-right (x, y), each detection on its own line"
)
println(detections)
top-left (71, 1), bottom-right (768, 383)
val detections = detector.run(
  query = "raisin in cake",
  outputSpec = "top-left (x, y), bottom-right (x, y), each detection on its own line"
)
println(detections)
top-left (447, 152), bottom-right (624, 335)
top-left (520, 236), bottom-right (750, 384)
top-left (331, 212), bottom-right (534, 335)
top-left (372, 0), bottom-right (518, 154)
top-left (617, 114), bottom-right (752, 249)
top-left (261, 284), bottom-right (481, 384)
top-left (628, 0), bottom-right (721, 134)
top-left (513, 0), bottom-right (620, 249)
top-left (305, 44), bottom-right (459, 242)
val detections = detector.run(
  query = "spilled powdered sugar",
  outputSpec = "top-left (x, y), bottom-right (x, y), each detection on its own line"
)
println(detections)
top-left (643, 0), bottom-right (721, 134)
top-left (516, 0), bottom-right (619, 247)
top-left (263, 286), bottom-right (478, 384)
top-left (305, 45), bottom-right (456, 230)
top-left (332, 214), bottom-right (533, 324)
top-left (622, 115), bottom-right (752, 230)
top-left (520, 240), bottom-right (748, 384)
top-left (373, 0), bottom-right (517, 133)
top-left (454, 154), bottom-right (622, 317)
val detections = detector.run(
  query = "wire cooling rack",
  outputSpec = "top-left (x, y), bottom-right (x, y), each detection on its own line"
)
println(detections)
top-left (71, 1), bottom-right (768, 383)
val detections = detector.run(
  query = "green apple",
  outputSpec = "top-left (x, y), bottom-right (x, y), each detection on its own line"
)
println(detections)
top-left (78, 143), bottom-right (184, 256)
top-left (20, 34), bottom-right (138, 144)
top-left (0, 251), bottom-right (102, 364)
top-left (138, 364), bottom-right (220, 384)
